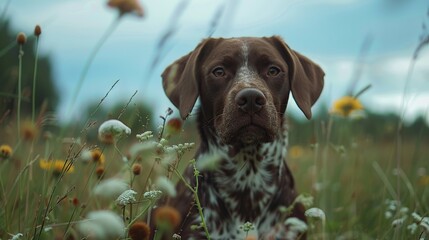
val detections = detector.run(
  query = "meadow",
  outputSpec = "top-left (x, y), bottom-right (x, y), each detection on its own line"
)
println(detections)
top-left (1, 1), bottom-right (429, 240)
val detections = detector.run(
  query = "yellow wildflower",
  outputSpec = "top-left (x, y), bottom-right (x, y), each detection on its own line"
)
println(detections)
top-left (330, 96), bottom-right (364, 117)
top-left (0, 144), bottom-right (13, 159)
top-left (418, 175), bottom-right (429, 186)
top-left (39, 159), bottom-right (74, 175)
top-left (91, 148), bottom-right (105, 165)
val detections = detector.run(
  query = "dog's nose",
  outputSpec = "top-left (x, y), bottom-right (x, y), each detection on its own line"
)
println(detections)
top-left (235, 88), bottom-right (266, 113)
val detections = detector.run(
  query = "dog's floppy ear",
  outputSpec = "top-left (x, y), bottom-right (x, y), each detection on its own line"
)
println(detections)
top-left (269, 36), bottom-right (324, 119)
top-left (162, 39), bottom-right (213, 120)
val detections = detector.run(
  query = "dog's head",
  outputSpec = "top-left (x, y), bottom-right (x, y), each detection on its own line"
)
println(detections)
top-left (162, 36), bottom-right (324, 145)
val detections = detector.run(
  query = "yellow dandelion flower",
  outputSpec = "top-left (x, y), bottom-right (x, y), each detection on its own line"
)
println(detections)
top-left (330, 96), bottom-right (364, 117)
top-left (39, 159), bottom-right (74, 175)
top-left (289, 145), bottom-right (304, 159)
top-left (0, 144), bottom-right (13, 159)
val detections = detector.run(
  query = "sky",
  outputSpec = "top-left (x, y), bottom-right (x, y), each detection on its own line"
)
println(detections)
top-left (3, 0), bottom-right (429, 124)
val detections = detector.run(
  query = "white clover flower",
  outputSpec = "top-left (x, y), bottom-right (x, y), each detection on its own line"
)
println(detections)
top-left (136, 131), bottom-right (153, 141)
top-left (79, 148), bottom-right (92, 163)
top-left (116, 189), bottom-right (137, 206)
top-left (156, 176), bottom-right (176, 197)
top-left (94, 178), bottom-right (129, 200)
top-left (412, 212), bottom-right (423, 221)
top-left (421, 222), bottom-right (429, 233)
top-left (143, 190), bottom-right (163, 200)
top-left (285, 217), bottom-right (308, 233)
top-left (294, 194), bottom-right (314, 208)
top-left (407, 223), bottom-right (418, 234)
top-left (10, 233), bottom-right (23, 240)
top-left (305, 207), bottom-right (326, 221)
top-left (77, 210), bottom-right (125, 240)
top-left (98, 119), bottom-right (131, 143)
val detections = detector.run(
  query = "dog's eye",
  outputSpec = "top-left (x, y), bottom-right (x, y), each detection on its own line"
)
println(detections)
top-left (212, 67), bottom-right (225, 77)
top-left (267, 66), bottom-right (281, 77)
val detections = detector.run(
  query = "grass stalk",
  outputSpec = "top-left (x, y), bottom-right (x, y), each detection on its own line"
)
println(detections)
top-left (17, 44), bottom-right (23, 137)
top-left (32, 36), bottom-right (40, 123)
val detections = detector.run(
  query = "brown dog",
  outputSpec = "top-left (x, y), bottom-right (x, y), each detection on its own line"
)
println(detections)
top-left (161, 36), bottom-right (324, 239)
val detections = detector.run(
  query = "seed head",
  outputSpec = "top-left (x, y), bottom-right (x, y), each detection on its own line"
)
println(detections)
top-left (34, 25), bottom-right (42, 37)
top-left (95, 166), bottom-right (105, 179)
top-left (132, 163), bottom-right (142, 175)
top-left (154, 206), bottom-right (182, 230)
top-left (128, 221), bottom-right (150, 240)
top-left (16, 32), bottom-right (27, 45)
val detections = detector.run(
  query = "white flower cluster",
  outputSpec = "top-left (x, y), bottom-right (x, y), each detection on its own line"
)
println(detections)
top-left (9, 233), bottom-right (23, 240)
top-left (172, 233), bottom-right (182, 239)
top-left (98, 119), bottom-right (131, 141)
top-left (294, 194), bottom-right (314, 208)
top-left (305, 207), bottom-right (326, 221)
top-left (143, 190), bottom-right (163, 200)
top-left (239, 221), bottom-right (255, 232)
top-left (136, 131), bottom-right (153, 141)
top-left (284, 217), bottom-right (308, 240)
top-left (116, 189), bottom-right (137, 206)
top-left (412, 212), bottom-right (429, 233)
top-left (165, 142), bottom-right (195, 155)
top-left (77, 210), bottom-right (125, 239)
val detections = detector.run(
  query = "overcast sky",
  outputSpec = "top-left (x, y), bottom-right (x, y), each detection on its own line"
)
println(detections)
top-left (4, 0), bottom-right (429, 123)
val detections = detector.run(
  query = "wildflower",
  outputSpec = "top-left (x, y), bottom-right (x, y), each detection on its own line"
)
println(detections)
top-left (136, 131), bottom-right (153, 141)
top-left (165, 118), bottom-right (182, 136)
top-left (305, 207), bottom-right (326, 221)
top-left (107, 0), bottom-right (144, 17)
top-left (39, 159), bottom-right (74, 175)
top-left (72, 197), bottom-right (79, 207)
top-left (245, 236), bottom-right (257, 240)
top-left (16, 32), bottom-right (26, 45)
top-left (98, 119), bottom-right (131, 144)
top-left (132, 163), bottom-right (142, 175)
top-left (284, 217), bottom-right (308, 240)
top-left (21, 120), bottom-right (38, 141)
top-left (330, 96), bottom-right (364, 117)
top-left (93, 178), bottom-right (128, 199)
top-left (95, 166), bottom-right (105, 179)
top-left (154, 206), bottom-right (182, 230)
top-left (128, 221), bottom-right (150, 240)
top-left (289, 145), bottom-right (304, 159)
top-left (34, 25), bottom-right (42, 36)
top-left (172, 233), bottom-right (182, 239)
top-left (239, 221), bottom-right (255, 233)
top-left (10, 233), bottom-right (24, 240)
top-left (77, 210), bottom-right (125, 239)
top-left (294, 194), bottom-right (314, 208)
top-left (143, 190), bottom-right (163, 200)
top-left (156, 176), bottom-right (176, 197)
top-left (0, 144), bottom-right (13, 159)
top-left (116, 189), bottom-right (137, 206)
top-left (392, 216), bottom-right (407, 227)
top-left (407, 223), bottom-right (418, 234)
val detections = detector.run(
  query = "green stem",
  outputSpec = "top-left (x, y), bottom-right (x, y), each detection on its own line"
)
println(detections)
top-left (17, 44), bottom-right (23, 136)
top-left (67, 16), bottom-right (121, 115)
top-left (32, 36), bottom-right (40, 123)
